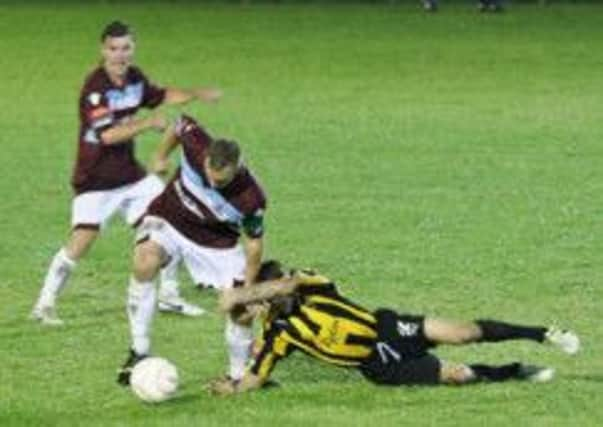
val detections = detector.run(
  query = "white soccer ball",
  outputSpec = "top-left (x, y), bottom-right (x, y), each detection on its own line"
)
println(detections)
top-left (130, 357), bottom-right (179, 403)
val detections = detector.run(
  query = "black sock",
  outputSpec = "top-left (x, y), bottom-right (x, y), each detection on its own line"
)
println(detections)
top-left (469, 363), bottom-right (521, 382)
top-left (476, 319), bottom-right (547, 343)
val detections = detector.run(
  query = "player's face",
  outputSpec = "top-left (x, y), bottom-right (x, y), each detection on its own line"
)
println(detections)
top-left (101, 35), bottom-right (135, 80)
top-left (204, 158), bottom-right (238, 189)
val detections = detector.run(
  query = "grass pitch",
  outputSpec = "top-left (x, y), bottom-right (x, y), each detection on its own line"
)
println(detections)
top-left (1, 2), bottom-right (602, 426)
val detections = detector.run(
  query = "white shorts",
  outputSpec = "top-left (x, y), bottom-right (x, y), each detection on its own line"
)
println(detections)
top-left (71, 175), bottom-right (164, 230)
top-left (139, 216), bottom-right (245, 290)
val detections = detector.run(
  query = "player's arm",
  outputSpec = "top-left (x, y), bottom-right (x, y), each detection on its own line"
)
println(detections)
top-left (100, 114), bottom-right (167, 145)
top-left (219, 277), bottom-right (299, 313)
top-left (210, 330), bottom-right (287, 396)
top-left (163, 87), bottom-right (222, 105)
top-left (149, 123), bottom-right (181, 175)
top-left (243, 236), bottom-right (263, 288)
top-left (240, 207), bottom-right (267, 287)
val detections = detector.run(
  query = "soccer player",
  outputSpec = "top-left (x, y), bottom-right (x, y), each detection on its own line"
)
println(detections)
top-left (116, 114), bottom-right (267, 385)
top-left (30, 21), bottom-right (221, 325)
top-left (210, 260), bottom-right (580, 395)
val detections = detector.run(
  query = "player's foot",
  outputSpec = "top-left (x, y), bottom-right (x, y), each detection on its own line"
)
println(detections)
top-left (117, 349), bottom-right (147, 386)
top-left (158, 295), bottom-right (205, 317)
top-left (30, 305), bottom-right (64, 326)
top-left (545, 327), bottom-right (580, 355)
top-left (517, 365), bottom-right (555, 383)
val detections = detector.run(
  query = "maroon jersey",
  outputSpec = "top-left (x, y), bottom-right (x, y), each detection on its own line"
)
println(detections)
top-left (71, 66), bottom-right (166, 194)
top-left (147, 115), bottom-right (267, 248)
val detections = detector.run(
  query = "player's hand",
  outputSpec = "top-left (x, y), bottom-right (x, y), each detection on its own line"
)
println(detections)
top-left (194, 88), bottom-right (222, 104)
top-left (150, 154), bottom-right (171, 177)
top-left (147, 113), bottom-right (168, 132)
top-left (207, 377), bottom-right (236, 396)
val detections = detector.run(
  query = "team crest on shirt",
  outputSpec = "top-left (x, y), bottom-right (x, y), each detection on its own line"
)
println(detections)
top-left (105, 83), bottom-right (144, 111)
top-left (88, 92), bottom-right (101, 106)
top-left (397, 321), bottom-right (418, 337)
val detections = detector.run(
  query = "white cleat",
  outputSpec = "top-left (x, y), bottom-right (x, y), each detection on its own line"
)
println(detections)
top-left (518, 365), bottom-right (555, 383)
top-left (30, 305), bottom-right (64, 327)
top-left (545, 328), bottom-right (580, 355)
top-left (158, 296), bottom-right (205, 317)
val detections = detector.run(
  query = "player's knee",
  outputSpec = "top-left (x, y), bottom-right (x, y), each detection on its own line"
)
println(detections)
top-left (440, 364), bottom-right (475, 385)
top-left (133, 242), bottom-right (162, 280)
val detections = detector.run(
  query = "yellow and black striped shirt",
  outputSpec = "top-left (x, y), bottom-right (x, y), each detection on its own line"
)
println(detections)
top-left (250, 271), bottom-right (377, 380)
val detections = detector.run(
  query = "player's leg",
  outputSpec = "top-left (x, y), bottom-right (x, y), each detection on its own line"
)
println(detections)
top-left (424, 318), bottom-right (580, 355)
top-left (118, 233), bottom-right (168, 385)
top-left (220, 250), bottom-right (254, 382)
top-left (439, 361), bottom-right (554, 384)
top-left (225, 315), bottom-right (254, 381)
top-left (188, 244), bottom-right (253, 380)
top-left (31, 228), bottom-right (99, 326)
top-left (122, 174), bottom-right (202, 317)
top-left (157, 252), bottom-right (204, 316)
top-left (31, 189), bottom-right (120, 325)
top-left (128, 238), bottom-right (165, 348)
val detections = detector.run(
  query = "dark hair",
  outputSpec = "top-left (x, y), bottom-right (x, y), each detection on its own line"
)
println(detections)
top-left (207, 139), bottom-right (241, 170)
top-left (101, 21), bottom-right (132, 42)
top-left (256, 260), bottom-right (285, 283)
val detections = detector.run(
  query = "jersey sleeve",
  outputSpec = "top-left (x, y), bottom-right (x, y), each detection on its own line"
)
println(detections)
top-left (241, 209), bottom-right (265, 239)
top-left (294, 271), bottom-right (338, 296)
top-left (239, 173), bottom-right (267, 238)
top-left (175, 114), bottom-right (212, 154)
top-left (249, 327), bottom-right (294, 381)
top-left (140, 71), bottom-right (166, 109)
top-left (80, 88), bottom-right (115, 145)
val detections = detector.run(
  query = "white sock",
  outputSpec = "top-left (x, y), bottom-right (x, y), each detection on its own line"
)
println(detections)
top-left (127, 277), bottom-right (156, 356)
top-left (36, 248), bottom-right (77, 308)
top-left (225, 319), bottom-right (254, 381)
top-left (159, 255), bottom-right (180, 299)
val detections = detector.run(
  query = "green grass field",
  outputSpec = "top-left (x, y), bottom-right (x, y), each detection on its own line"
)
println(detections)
top-left (1, 2), bottom-right (602, 426)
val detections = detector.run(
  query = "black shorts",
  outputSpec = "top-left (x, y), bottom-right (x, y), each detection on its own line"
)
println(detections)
top-left (359, 309), bottom-right (441, 386)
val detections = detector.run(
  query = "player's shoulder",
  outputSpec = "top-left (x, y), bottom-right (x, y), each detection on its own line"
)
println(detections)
top-left (175, 115), bottom-right (213, 153)
top-left (235, 168), bottom-right (267, 208)
top-left (294, 270), bottom-right (338, 298)
top-left (243, 168), bottom-right (266, 194)
top-left (175, 114), bottom-right (202, 135)
top-left (81, 66), bottom-right (107, 93)
top-left (295, 270), bottom-right (332, 286)
top-left (127, 65), bottom-right (148, 81)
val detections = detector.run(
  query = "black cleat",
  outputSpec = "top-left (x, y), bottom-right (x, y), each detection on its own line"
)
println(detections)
top-left (117, 349), bottom-right (147, 386)
top-left (516, 364), bottom-right (555, 383)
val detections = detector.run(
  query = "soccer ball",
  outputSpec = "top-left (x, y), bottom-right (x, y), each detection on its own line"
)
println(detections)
top-left (130, 357), bottom-right (179, 403)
